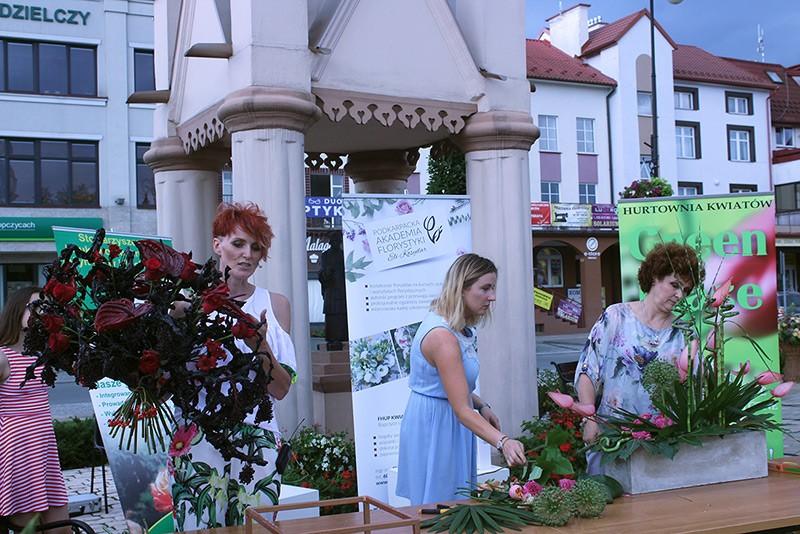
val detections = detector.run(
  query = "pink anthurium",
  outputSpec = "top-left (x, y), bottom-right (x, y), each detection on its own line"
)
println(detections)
top-left (771, 381), bottom-right (795, 398)
top-left (737, 360), bottom-right (751, 376)
top-left (756, 371), bottom-right (783, 385)
top-left (676, 348), bottom-right (689, 383)
top-left (571, 403), bottom-right (596, 417)
top-left (709, 278), bottom-right (733, 307)
top-left (705, 329), bottom-right (716, 351)
top-left (547, 391), bottom-right (575, 409)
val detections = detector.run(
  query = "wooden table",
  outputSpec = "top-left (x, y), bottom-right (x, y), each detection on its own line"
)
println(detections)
top-left (189, 472), bottom-right (800, 533)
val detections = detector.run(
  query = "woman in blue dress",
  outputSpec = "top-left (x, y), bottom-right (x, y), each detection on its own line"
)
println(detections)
top-left (575, 242), bottom-right (701, 474)
top-left (396, 254), bottom-right (526, 505)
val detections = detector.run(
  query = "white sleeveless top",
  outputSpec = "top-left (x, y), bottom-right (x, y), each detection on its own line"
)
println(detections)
top-left (176, 287), bottom-right (297, 439)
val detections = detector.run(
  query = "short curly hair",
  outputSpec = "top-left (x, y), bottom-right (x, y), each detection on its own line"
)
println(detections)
top-left (212, 202), bottom-right (274, 260)
top-left (638, 242), bottom-right (702, 293)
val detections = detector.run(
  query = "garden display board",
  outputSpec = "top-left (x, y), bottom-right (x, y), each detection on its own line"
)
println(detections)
top-left (53, 227), bottom-right (173, 532)
top-left (341, 195), bottom-right (488, 500)
top-left (616, 193), bottom-right (783, 457)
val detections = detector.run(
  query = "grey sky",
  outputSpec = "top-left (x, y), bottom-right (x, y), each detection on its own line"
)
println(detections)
top-left (525, 0), bottom-right (800, 67)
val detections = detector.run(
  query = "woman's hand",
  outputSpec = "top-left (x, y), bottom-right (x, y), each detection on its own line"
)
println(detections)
top-left (479, 406), bottom-right (501, 431)
top-left (244, 310), bottom-right (270, 353)
top-left (501, 438), bottom-right (527, 466)
top-left (582, 419), bottom-right (600, 443)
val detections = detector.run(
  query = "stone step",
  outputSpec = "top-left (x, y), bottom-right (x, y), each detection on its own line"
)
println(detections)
top-left (312, 373), bottom-right (352, 394)
top-left (312, 362), bottom-right (351, 376)
top-left (311, 350), bottom-right (350, 364)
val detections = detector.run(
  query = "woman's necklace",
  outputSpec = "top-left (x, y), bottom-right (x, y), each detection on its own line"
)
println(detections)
top-left (635, 302), bottom-right (671, 348)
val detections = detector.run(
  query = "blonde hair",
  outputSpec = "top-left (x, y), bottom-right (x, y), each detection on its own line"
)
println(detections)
top-left (433, 254), bottom-right (497, 331)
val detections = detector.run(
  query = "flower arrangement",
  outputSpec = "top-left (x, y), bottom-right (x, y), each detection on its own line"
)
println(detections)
top-left (22, 229), bottom-right (275, 466)
top-left (619, 177), bottom-right (674, 199)
top-left (349, 333), bottom-right (401, 391)
top-left (778, 307), bottom-right (800, 346)
top-left (281, 427), bottom-right (357, 514)
top-left (551, 264), bottom-right (793, 464)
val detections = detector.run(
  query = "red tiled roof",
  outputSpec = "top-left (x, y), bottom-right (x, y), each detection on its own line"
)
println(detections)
top-left (774, 148), bottom-right (800, 165)
top-left (581, 9), bottom-right (677, 58)
top-left (724, 57), bottom-right (800, 125)
top-left (526, 39), bottom-right (616, 87)
top-left (672, 45), bottom-right (776, 90)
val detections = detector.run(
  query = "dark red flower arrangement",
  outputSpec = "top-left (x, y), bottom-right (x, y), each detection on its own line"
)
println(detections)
top-left (23, 229), bottom-right (274, 466)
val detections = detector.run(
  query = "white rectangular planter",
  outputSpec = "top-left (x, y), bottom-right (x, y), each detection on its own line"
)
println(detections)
top-left (603, 431), bottom-right (768, 494)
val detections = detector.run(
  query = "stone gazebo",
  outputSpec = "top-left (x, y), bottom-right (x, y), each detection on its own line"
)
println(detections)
top-left (143, 0), bottom-right (541, 433)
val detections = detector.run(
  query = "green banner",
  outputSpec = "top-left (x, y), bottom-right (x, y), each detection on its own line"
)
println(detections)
top-left (0, 217), bottom-right (103, 241)
top-left (617, 193), bottom-right (782, 457)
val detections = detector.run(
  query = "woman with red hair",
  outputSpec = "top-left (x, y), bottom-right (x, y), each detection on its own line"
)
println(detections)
top-left (169, 203), bottom-right (296, 531)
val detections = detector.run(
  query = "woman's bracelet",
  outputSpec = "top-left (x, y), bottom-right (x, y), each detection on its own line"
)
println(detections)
top-left (475, 402), bottom-right (491, 413)
top-left (495, 434), bottom-right (509, 452)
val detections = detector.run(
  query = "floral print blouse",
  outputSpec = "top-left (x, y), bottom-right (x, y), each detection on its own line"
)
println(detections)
top-left (574, 303), bottom-right (685, 418)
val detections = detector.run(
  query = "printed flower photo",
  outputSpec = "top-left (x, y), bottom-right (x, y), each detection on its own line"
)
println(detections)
top-left (390, 321), bottom-right (421, 377)
top-left (349, 331), bottom-right (403, 392)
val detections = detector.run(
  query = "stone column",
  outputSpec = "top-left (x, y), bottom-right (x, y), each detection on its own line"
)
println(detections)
top-left (145, 137), bottom-right (227, 262)
top-left (455, 111), bottom-right (540, 433)
top-left (345, 149), bottom-right (416, 194)
top-left (218, 87), bottom-right (321, 432)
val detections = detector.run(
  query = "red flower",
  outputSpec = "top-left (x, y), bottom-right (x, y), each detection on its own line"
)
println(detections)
top-left (341, 469), bottom-right (353, 480)
top-left (204, 339), bottom-right (225, 360)
top-left (179, 253), bottom-right (197, 281)
top-left (144, 257), bottom-right (165, 281)
top-left (108, 244), bottom-right (122, 259)
top-left (168, 424), bottom-right (198, 457)
top-left (94, 299), bottom-right (153, 333)
top-left (559, 442), bottom-right (572, 452)
top-left (232, 320), bottom-right (257, 340)
top-left (50, 280), bottom-right (77, 304)
top-left (340, 480), bottom-right (352, 491)
top-left (136, 240), bottom-right (188, 278)
top-left (201, 284), bottom-right (230, 314)
top-left (139, 349), bottom-right (160, 375)
top-left (197, 354), bottom-right (217, 372)
top-left (300, 481), bottom-right (311, 488)
top-left (91, 250), bottom-right (102, 263)
top-left (48, 332), bottom-right (71, 353)
top-left (41, 314), bottom-right (65, 333)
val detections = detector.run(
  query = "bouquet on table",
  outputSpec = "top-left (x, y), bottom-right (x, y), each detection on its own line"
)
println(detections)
top-left (23, 229), bottom-right (275, 466)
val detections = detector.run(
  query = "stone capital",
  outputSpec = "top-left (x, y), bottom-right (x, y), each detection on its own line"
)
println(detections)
top-left (217, 87), bottom-right (321, 134)
top-left (454, 111), bottom-right (540, 153)
top-left (345, 149), bottom-right (416, 194)
top-left (144, 137), bottom-right (228, 173)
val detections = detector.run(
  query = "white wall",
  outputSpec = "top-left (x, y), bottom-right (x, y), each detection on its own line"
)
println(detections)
top-left (674, 83), bottom-right (772, 194)
top-left (774, 160), bottom-right (800, 186)
top-left (528, 80), bottom-right (613, 203)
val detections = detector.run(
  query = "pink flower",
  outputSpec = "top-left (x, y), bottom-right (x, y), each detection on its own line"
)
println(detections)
top-left (737, 360), bottom-right (751, 376)
top-left (508, 484), bottom-right (524, 500)
top-left (547, 391), bottom-right (574, 409)
top-left (706, 330), bottom-right (716, 351)
top-left (757, 371), bottom-right (783, 385)
top-left (652, 414), bottom-right (675, 429)
top-left (677, 339), bottom-right (698, 382)
top-left (771, 382), bottom-right (795, 398)
top-left (169, 424), bottom-right (198, 457)
top-left (631, 430), bottom-right (653, 440)
top-left (558, 479), bottom-right (576, 491)
top-left (709, 278), bottom-right (733, 307)
top-left (571, 403), bottom-right (596, 417)
top-left (395, 200), bottom-right (413, 215)
top-left (640, 413), bottom-right (652, 420)
top-left (522, 480), bottom-right (542, 497)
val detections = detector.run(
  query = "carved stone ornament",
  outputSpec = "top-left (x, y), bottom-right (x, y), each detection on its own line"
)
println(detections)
top-left (305, 152), bottom-right (346, 170)
top-left (177, 106), bottom-right (227, 154)
top-left (313, 88), bottom-right (476, 134)
top-left (144, 136), bottom-right (228, 173)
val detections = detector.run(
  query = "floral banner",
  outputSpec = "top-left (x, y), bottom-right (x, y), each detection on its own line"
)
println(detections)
top-left (616, 193), bottom-right (783, 457)
top-left (341, 195), bottom-right (475, 501)
top-left (52, 227), bottom-right (173, 532)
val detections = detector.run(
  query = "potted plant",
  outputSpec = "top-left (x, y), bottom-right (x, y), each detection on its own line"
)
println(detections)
top-left (619, 177), bottom-right (674, 199)
top-left (778, 307), bottom-right (800, 381)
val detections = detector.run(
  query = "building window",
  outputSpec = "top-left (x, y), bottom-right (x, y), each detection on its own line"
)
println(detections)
top-left (725, 91), bottom-right (752, 115)
top-left (767, 71), bottom-right (784, 84)
top-left (537, 115), bottom-right (558, 151)
top-left (674, 87), bottom-right (698, 110)
top-left (0, 137), bottom-right (98, 207)
top-left (576, 118), bottom-right (595, 153)
top-left (133, 49), bottom-right (155, 92)
top-left (541, 181), bottom-right (560, 203)
top-left (776, 127), bottom-right (795, 148)
top-left (730, 183), bottom-right (757, 193)
top-left (221, 168), bottom-right (233, 203)
top-left (637, 91), bottom-right (652, 116)
top-left (675, 121), bottom-right (701, 159)
top-left (579, 183), bottom-right (596, 204)
top-left (535, 247), bottom-right (563, 288)
top-left (728, 126), bottom-right (755, 162)
top-left (777, 183), bottom-right (800, 212)
top-left (678, 181), bottom-right (703, 196)
top-left (640, 155), bottom-right (652, 178)
top-left (0, 38), bottom-right (96, 97)
top-left (136, 143), bottom-right (155, 209)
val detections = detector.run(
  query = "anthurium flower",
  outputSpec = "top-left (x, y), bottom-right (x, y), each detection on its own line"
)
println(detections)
top-left (47, 332), bottom-right (71, 353)
top-left (50, 280), bottom-right (77, 304)
top-left (201, 284), bottom-right (231, 314)
top-left (94, 299), bottom-right (153, 333)
top-left (771, 382), bottom-right (795, 398)
top-left (756, 371), bottom-right (783, 385)
top-left (139, 349), bottom-right (160, 375)
top-left (571, 403), bottom-right (596, 417)
top-left (547, 391), bottom-right (574, 409)
top-left (737, 360), bottom-right (751, 376)
top-left (41, 314), bottom-right (65, 333)
top-left (136, 239), bottom-right (188, 278)
top-left (108, 243), bottom-right (122, 259)
top-left (232, 320), bottom-right (258, 340)
top-left (709, 278), bottom-right (733, 307)
top-left (508, 484), bottom-right (524, 500)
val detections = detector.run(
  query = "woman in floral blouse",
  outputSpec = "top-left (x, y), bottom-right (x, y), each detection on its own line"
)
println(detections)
top-left (574, 242), bottom-right (701, 474)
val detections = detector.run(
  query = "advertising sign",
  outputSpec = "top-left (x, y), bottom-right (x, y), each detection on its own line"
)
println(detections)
top-left (0, 217), bottom-right (102, 241)
top-left (534, 287), bottom-right (554, 310)
top-left (555, 298), bottom-right (582, 324)
top-left (305, 196), bottom-right (344, 218)
top-left (591, 204), bottom-right (618, 227)
top-left (530, 202), bottom-right (551, 225)
top-left (617, 193), bottom-right (782, 457)
top-left (551, 203), bottom-right (592, 227)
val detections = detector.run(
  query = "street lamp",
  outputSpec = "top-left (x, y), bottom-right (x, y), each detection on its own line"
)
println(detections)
top-left (649, 0), bottom-right (683, 178)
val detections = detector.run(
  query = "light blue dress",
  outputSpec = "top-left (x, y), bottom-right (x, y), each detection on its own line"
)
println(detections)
top-left (396, 311), bottom-right (479, 505)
